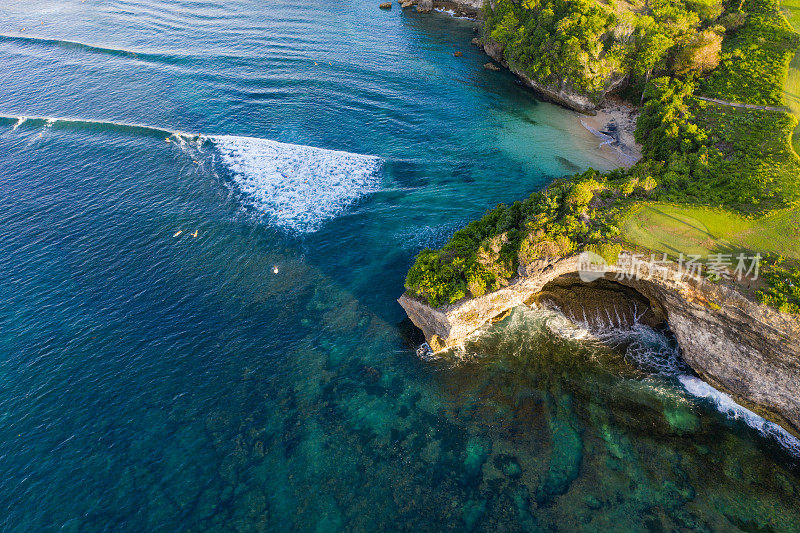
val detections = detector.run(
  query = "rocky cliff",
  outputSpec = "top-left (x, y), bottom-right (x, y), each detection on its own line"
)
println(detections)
top-left (423, 0), bottom-right (626, 113)
top-left (399, 254), bottom-right (800, 438)
top-left (481, 38), bottom-right (626, 114)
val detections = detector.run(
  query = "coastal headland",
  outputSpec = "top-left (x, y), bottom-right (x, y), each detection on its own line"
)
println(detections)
top-left (401, 0), bottom-right (800, 437)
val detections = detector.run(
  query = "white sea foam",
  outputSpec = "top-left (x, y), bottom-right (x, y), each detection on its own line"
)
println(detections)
top-left (208, 135), bottom-right (382, 233)
top-left (598, 323), bottom-right (685, 376)
top-left (395, 222), bottom-right (460, 251)
top-left (580, 119), bottom-right (615, 147)
top-left (547, 305), bottom-right (800, 455)
top-left (679, 375), bottom-right (800, 455)
top-left (551, 302), bottom-right (685, 375)
top-left (12, 116), bottom-right (26, 131)
top-left (434, 8), bottom-right (472, 19)
top-left (561, 308), bottom-right (799, 454)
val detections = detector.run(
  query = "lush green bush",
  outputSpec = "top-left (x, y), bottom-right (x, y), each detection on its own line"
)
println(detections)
top-left (482, 0), bottom-right (742, 101)
top-left (405, 171), bottom-right (627, 306)
top-left (701, 0), bottom-right (800, 105)
top-left (586, 242), bottom-right (623, 265)
top-left (484, 0), bottom-right (622, 98)
top-left (757, 254), bottom-right (800, 314)
top-left (673, 28), bottom-right (724, 75)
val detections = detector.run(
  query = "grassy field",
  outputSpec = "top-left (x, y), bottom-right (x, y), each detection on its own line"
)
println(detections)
top-left (781, 0), bottom-right (800, 151)
top-left (621, 203), bottom-right (800, 259)
top-left (623, 2), bottom-right (800, 260)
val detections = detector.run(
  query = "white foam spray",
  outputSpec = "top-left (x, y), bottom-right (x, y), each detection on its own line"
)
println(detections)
top-left (12, 116), bottom-right (26, 131)
top-left (679, 375), bottom-right (800, 455)
top-left (539, 302), bottom-right (800, 455)
top-left (580, 119), bottom-right (615, 147)
top-left (208, 135), bottom-right (382, 233)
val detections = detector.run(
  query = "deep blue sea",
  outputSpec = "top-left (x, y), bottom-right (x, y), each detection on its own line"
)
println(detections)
top-left (1, 1), bottom-right (800, 530)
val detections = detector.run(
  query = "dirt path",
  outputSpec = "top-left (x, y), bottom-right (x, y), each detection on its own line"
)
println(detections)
top-left (695, 95), bottom-right (790, 113)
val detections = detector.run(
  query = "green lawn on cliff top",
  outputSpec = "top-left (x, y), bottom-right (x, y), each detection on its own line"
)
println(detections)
top-left (781, 0), bottom-right (800, 150)
top-left (621, 203), bottom-right (800, 259)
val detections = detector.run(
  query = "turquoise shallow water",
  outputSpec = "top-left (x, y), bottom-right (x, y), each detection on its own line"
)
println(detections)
top-left (1, 0), bottom-right (800, 530)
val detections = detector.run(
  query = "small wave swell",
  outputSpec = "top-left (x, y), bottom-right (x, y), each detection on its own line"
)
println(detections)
top-left (0, 114), bottom-right (179, 138)
top-left (0, 34), bottom-right (190, 65)
top-left (1, 114), bottom-right (382, 233)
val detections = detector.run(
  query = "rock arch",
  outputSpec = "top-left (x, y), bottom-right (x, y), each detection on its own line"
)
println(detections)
top-left (399, 254), bottom-right (800, 437)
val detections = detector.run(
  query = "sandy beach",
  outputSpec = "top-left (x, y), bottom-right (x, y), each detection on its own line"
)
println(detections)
top-left (579, 98), bottom-right (643, 168)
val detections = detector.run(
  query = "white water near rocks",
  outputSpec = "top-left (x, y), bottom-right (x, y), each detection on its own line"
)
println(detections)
top-left (580, 119), bottom-right (615, 147)
top-left (430, 302), bottom-right (800, 455)
top-left (679, 375), bottom-right (800, 454)
top-left (557, 304), bottom-right (800, 454)
top-left (576, 309), bottom-right (800, 454)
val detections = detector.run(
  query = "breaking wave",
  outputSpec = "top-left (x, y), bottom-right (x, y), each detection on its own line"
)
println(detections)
top-left (561, 305), bottom-right (800, 455)
top-left (1, 114), bottom-right (383, 233)
top-left (679, 375), bottom-right (800, 455)
top-left (0, 114), bottom-right (177, 138)
top-left (208, 135), bottom-right (382, 233)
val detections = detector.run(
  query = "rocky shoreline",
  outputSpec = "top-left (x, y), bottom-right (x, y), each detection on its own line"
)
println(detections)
top-left (399, 254), bottom-right (800, 439)
top-left (578, 99), bottom-right (642, 167)
top-left (479, 36), bottom-right (625, 114)
top-left (406, 0), bottom-right (644, 164)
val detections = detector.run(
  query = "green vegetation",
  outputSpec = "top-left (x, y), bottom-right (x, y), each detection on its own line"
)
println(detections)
top-left (405, 0), bottom-right (800, 314)
top-left (757, 254), bottom-right (800, 312)
top-left (621, 203), bottom-right (800, 258)
top-left (701, 0), bottom-right (799, 105)
top-left (405, 170), bottom-right (642, 307)
top-left (780, 0), bottom-right (800, 150)
top-left (483, 0), bottom-right (730, 102)
top-left (635, 77), bottom-right (800, 211)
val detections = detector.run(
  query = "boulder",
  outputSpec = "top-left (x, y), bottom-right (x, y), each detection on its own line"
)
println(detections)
top-left (483, 62), bottom-right (500, 71)
top-left (416, 0), bottom-right (433, 12)
top-left (454, 51), bottom-right (463, 57)
top-left (471, 37), bottom-right (481, 46)
top-left (400, 0), bottom-right (415, 6)
top-left (379, 2), bottom-right (392, 8)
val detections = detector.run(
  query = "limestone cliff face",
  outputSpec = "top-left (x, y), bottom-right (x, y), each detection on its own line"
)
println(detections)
top-left (482, 38), bottom-right (626, 114)
top-left (398, 254), bottom-right (800, 437)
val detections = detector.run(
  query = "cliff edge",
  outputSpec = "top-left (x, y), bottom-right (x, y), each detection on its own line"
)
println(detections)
top-left (399, 254), bottom-right (800, 438)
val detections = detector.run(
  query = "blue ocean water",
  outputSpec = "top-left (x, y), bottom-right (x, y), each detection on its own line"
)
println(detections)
top-left (1, 0), bottom-right (799, 530)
